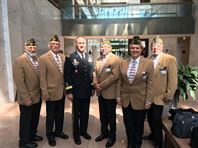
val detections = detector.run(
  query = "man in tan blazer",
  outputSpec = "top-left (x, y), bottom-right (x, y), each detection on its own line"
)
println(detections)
top-left (13, 39), bottom-right (42, 148)
top-left (117, 36), bottom-right (154, 148)
top-left (143, 36), bottom-right (178, 148)
top-left (39, 35), bottom-right (68, 146)
top-left (94, 39), bottom-right (120, 148)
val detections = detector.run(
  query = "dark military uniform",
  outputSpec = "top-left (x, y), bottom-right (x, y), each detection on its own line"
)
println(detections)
top-left (64, 51), bottom-right (93, 138)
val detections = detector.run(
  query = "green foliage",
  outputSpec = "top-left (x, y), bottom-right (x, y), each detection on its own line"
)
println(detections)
top-left (177, 64), bottom-right (198, 100)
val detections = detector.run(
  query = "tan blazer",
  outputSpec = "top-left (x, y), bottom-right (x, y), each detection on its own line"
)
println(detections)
top-left (94, 52), bottom-right (120, 99)
top-left (13, 53), bottom-right (41, 105)
top-left (39, 51), bottom-right (65, 101)
top-left (152, 52), bottom-right (177, 105)
top-left (117, 57), bottom-right (154, 110)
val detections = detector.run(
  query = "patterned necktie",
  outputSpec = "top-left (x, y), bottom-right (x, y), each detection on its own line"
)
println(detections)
top-left (128, 60), bottom-right (136, 83)
top-left (55, 55), bottom-right (63, 73)
top-left (152, 54), bottom-right (158, 69)
top-left (32, 57), bottom-right (39, 76)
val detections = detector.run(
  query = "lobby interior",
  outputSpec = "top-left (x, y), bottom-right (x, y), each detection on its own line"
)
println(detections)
top-left (0, 0), bottom-right (198, 148)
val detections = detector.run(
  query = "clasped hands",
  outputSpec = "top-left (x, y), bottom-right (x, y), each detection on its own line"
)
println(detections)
top-left (94, 83), bottom-right (102, 93)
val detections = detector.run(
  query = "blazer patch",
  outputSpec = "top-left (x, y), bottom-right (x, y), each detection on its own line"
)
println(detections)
top-left (160, 66), bottom-right (167, 75)
top-left (142, 71), bottom-right (148, 80)
top-left (105, 65), bottom-right (111, 72)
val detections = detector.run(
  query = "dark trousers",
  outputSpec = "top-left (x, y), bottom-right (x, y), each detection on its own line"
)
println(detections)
top-left (19, 99), bottom-right (42, 143)
top-left (147, 103), bottom-right (164, 145)
top-left (72, 97), bottom-right (91, 137)
top-left (46, 96), bottom-right (65, 137)
top-left (98, 95), bottom-right (117, 138)
top-left (122, 104), bottom-right (146, 148)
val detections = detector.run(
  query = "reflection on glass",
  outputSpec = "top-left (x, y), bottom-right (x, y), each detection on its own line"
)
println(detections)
top-left (62, 3), bottom-right (193, 19)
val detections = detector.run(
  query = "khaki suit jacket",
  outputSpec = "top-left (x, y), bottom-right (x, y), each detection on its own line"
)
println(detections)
top-left (13, 53), bottom-right (41, 105)
top-left (94, 52), bottom-right (120, 99)
top-left (117, 57), bottom-right (154, 110)
top-left (151, 52), bottom-right (177, 105)
top-left (39, 51), bottom-right (65, 101)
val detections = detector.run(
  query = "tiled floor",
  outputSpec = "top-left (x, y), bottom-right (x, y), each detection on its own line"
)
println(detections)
top-left (0, 96), bottom-right (155, 148)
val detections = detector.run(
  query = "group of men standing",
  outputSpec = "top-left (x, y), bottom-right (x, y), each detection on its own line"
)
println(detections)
top-left (14, 35), bottom-right (69, 148)
top-left (13, 35), bottom-right (177, 148)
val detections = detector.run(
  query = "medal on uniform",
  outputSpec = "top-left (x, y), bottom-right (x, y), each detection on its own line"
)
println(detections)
top-left (72, 59), bottom-right (79, 66)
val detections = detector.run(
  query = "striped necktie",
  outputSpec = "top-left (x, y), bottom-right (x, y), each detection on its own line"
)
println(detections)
top-left (128, 60), bottom-right (137, 83)
top-left (55, 55), bottom-right (63, 73)
top-left (32, 57), bottom-right (39, 75)
top-left (152, 54), bottom-right (158, 69)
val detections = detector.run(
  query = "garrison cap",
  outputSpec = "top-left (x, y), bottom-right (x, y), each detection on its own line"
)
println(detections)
top-left (152, 36), bottom-right (163, 44)
top-left (101, 39), bottom-right (111, 46)
top-left (25, 38), bottom-right (37, 46)
top-left (49, 34), bottom-right (60, 42)
top-left (130, 36), bottom-right (142, 46)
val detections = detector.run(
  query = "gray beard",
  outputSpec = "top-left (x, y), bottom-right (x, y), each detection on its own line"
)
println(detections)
top-left (25, 50), bottom-right (36, 57)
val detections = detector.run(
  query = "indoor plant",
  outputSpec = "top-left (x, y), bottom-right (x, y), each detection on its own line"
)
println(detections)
top-left (172, 64), bottom-right (198, 108)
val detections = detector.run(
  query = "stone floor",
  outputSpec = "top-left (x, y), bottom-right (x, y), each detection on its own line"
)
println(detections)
top-left (0, 96), bottom-right (156, 148)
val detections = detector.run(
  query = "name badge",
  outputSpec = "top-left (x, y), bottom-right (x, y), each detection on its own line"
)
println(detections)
top-left (105, 67), bottom-right (111, 72)
top-left (160, 67), bottom-right (167, 75)
top-left (142, 71), bottom-right (147, 80)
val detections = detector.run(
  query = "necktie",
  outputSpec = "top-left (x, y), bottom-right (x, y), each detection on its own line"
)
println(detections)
top-left (81, 53), bottom-right (85, 59)
top-left (153, 54), bottom-right (158, 58)
top-left (152, 54), bottom-right (158, 69)
top-left (32, 57), bottom-right (39, 75)
top-left (128, 60), bottom-right (136, 83)
top-left (55, 55), bottom-right (63, 73)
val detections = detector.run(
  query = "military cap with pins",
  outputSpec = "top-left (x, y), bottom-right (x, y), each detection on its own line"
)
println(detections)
top-left (101, 39), bottom-right (111, 46)
top-left (151, 36), bottom-right (163, 44)
top-left (25, 38), bottom-right (37, 46)
top-left (49, 34), bottom-right (60, 42)
top-left (130, 36), bottom-right (142, 46)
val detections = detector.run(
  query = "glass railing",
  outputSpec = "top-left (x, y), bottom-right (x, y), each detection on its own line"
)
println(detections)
top-left (61, 2), bottom-right (194, 20)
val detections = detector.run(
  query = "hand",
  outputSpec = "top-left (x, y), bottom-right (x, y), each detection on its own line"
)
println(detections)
top-left (67, 93), bottom-right (73, 101)
top-left (95, 83), bottom-right (102, 92)
top-left (25, 100), bottom-right (32, 106)
top-left (163, 98), bottom-right (171, 104)
top-left (144, 102), bottom-right (151, 109)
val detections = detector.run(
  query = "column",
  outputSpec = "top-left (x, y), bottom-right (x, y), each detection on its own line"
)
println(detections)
top-left (0, 0), bottom-right (15, 105)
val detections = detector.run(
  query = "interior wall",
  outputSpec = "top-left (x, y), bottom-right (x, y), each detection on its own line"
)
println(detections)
top-left (177, 37), bottom-right (190, 65)
top-left (8, 0), bottom-right (62, 61)
top-left (190, 0), bottom-right (198, 66)
top-left (0, 0), bottom-right (62, 106)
